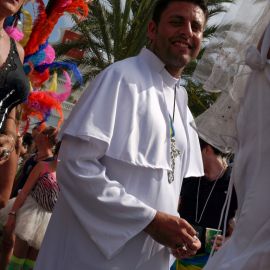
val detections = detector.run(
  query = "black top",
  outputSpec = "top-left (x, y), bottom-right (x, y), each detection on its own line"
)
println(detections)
top-left (179, 166), bottom-right (238, 252)
top-left (0, 38), bottom-right (30, 131)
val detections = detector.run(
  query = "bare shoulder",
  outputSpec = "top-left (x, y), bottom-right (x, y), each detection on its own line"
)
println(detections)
top-left (37, 160), bottom-right (49, 169)
top-left (37, 160), bottom-right (52, 172)
top-left (15, 41), bottom-right (25, 63)
top-left (30, 161), bottom-right (47, 176)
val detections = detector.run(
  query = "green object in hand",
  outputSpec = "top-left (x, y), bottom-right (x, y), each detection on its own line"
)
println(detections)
top-left (205, 227), bottom-right (222, 253)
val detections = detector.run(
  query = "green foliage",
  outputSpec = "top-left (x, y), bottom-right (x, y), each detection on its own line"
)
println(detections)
top-left (55, 0), bottom-right (156, 83)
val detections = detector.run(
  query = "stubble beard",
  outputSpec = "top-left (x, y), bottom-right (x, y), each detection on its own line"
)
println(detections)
top-left (151, 45), bottom-right (191, 76)
top-left (165, 49), bottom-right (191, 74)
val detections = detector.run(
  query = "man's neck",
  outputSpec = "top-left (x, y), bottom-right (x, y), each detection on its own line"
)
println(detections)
top-left (165, 65), bottom-right (183, 79)
top-left (148, 46), bottom-right (184, 79)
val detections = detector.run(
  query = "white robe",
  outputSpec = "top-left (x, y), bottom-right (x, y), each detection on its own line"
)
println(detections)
top-left (34, 48), bottom-right (203, 270)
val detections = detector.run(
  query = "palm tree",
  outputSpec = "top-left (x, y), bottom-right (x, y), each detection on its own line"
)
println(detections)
top-left (55, 0), bottom-right (234, 114)
top-left (55, 0), bottom-right (156, 81)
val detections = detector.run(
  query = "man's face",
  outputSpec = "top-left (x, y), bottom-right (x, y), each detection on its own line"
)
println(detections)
top-left (148, 1), bottom-right (205, 77)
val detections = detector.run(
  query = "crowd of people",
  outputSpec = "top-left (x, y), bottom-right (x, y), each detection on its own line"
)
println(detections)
top-left (0, 127), bottom-right (60, 270)
top-left (0, 1), bottom-right (61, 269)
top-left (0, 0), bottom-right (269, 270)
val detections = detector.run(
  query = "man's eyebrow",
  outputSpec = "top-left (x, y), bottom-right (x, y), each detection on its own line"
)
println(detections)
top-left (169, 15), bottom-right (204, 25)
top-left (168, 15), bottom-right (185, 20)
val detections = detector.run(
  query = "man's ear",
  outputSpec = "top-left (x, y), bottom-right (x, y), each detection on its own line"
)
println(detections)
top-left (147, 20), bottom-right (157, 42)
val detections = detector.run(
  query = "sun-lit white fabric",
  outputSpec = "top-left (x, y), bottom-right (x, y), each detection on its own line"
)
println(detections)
top-left (191, 91), bottom-right (239, 153)
top-left (204, 21), bottom-right (270, 270)
top-left (59, 48), bottom-right (203, 175)
top-left (191, 0), bottom-right (270, 153)
top-left (34, 48), bottom-right (203, 270)
top-left (194, 0), bottom-right (270, 96)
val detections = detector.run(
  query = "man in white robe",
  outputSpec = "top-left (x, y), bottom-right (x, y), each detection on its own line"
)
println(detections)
top-left (34, 1), bottom-right (207, 269)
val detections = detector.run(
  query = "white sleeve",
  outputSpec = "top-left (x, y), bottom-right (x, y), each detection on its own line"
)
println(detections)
top-left (57, 134), bottom-right (157, 259)
top-left (184, 108), bottom-right (204, 178)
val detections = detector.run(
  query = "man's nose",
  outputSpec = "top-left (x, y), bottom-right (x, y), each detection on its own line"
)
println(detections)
top-left (180, 22), bottom-right (193, 38)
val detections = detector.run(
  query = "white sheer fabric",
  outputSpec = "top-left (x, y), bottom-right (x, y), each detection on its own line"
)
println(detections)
top-left (204, 21), bottom-right (270, 270)
top-left (192, 0), bottom-right (270, 153)
top-left (194, 0), bottom-right (270, 96)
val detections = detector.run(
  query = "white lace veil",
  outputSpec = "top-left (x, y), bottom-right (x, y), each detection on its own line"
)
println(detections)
top-left (192, 0), bottom-right (270, 153)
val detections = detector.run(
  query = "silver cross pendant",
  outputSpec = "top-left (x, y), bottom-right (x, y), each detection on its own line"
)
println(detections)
top-left (168, 137), bottom-right (181, 183)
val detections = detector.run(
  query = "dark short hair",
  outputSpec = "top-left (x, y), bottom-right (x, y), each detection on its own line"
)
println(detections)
top-left (152, 0), bottom-right (208, 24)
top-left (199, 138), bottom-right (223, 157)
top-left (22, 133), bottom-right (33, 148)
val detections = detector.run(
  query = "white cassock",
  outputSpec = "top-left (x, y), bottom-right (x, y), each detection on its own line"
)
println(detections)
top-left (34, 48), bottom-right (203, 270)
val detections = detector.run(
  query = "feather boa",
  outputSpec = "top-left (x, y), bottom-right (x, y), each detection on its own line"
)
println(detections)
top-left (24, 0), bottom-right (89, 56)
top-left (22, 71), bottom-right (72, 133)
top-left (5, 26), bottom-right (24, 41)
top-left (50, 72), bottom-right (58, 92)
top-left (29, 69), bottom-right (50, 88)
top-left (21, 0), bottom-right (89, 132)
top-left (50, 71), bottom-right (72, 102)
top-left (24, 42), bottom-right (55, 67)
top-left (35, 61), bottom-right (83, 85)
top-left (20, 9), bottom-right (33, 47)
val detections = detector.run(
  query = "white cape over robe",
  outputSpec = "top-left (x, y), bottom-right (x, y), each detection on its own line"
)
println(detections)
top-left (34, 48), bottom-right (203, 270)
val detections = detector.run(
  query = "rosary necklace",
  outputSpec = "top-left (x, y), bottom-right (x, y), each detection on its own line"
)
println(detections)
top-left (195, 167), bottom-right (225, 223)
top-left (168, 84), bottom-right (181, 184)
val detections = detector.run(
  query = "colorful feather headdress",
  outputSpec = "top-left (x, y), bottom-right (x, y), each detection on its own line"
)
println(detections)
top-left (4, 0), bottom-right (89, 132)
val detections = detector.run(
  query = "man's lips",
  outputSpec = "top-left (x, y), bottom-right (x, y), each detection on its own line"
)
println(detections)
top-left (171, 39), bottom-right (193, 50)
top-left (173, 42), bottom-right (189, 48)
